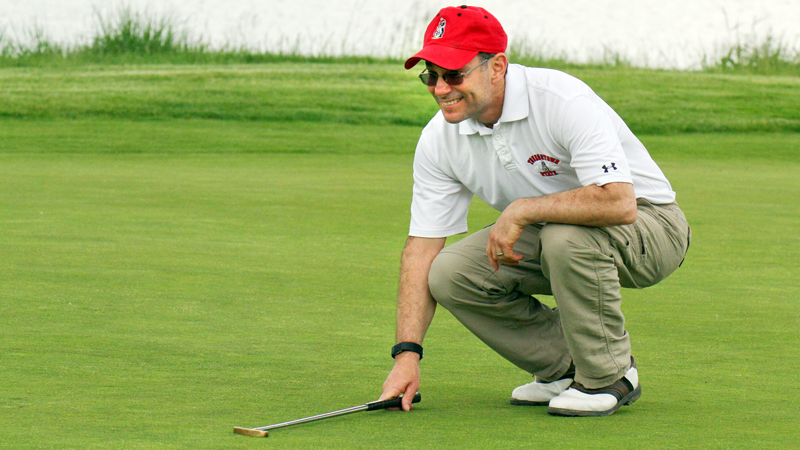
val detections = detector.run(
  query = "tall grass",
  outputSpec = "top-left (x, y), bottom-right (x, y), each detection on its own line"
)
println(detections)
top-left (0, 6), bottom-right (393, 66)
top-left (0, 23), bottom-right (65, 61)
top-left (1, 6), bottom-right (799, 74)
top-left (703, 32), bottom-right (800, 75)
top-left (88, 7), bottom-right (197, 57)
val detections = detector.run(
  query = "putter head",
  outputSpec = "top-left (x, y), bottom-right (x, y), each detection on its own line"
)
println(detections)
top-left (233, 427), bottom-right (269, 437)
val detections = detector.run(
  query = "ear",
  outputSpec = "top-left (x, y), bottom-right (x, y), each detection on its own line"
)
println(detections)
top-left (490, 53), bottom-right (508, 84)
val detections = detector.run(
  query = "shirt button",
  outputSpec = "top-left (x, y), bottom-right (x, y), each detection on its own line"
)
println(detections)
top-left (494, 134), bottom-right (501, 140)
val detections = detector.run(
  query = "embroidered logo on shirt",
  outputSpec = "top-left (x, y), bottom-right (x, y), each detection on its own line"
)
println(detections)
top-left (602, 162), bottom-right (618, 173)
top-left (527, 154), bottom-right (560, 177)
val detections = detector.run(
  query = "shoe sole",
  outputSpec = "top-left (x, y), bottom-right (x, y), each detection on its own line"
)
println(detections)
top-left (546, 385), bottom-right (642, 417)
top-left (510, 398), bottom-right (550, 406)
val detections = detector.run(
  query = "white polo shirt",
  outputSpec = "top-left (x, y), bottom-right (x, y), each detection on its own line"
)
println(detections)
top-left (409, 64), bottom-right (676, 238)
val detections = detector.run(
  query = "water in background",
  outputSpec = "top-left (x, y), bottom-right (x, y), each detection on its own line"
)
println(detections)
top-left (1, 0), bottom-right (798, 69)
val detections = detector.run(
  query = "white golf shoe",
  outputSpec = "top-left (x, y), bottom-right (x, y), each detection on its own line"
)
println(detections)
top-left (547, 357), bottom-right (641, 417)
top-left (511, 378), bottom-right (574, 406)
top-left (510, 363), bottom-right (575, 406)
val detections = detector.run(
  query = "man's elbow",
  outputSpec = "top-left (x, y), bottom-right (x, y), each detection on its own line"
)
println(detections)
top-left (600, 182), bottom-right (637, 225)
top-left (617, 199), bottom-right (638, 225)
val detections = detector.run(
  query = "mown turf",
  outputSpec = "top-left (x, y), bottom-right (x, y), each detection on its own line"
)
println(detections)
top-left (1, 63), bottom-right (798, 449)
top-left (1, 63), bottom-right (799, 133)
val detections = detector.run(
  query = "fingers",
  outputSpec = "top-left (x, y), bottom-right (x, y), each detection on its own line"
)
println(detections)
top-left (402, 385), bottom-right (417, 411)
top-left (380, 382), bottom-right (405, 410)
top-left (488, 247), bottom-right (500, 271)
top-left (486, 238), bottom-right (521, 270)
top-left (486, 216), bottom-right (527, 270)
top-left (382, 355), bottom-right (421, 411)
top-left (489, 253), bottom-right (522, 270)
top-left (379, 385), bottom-right (401, 402)
top-left (486, 236), bottom-right (503, 270)
top-left (382, 384), bottom-right (418, 411)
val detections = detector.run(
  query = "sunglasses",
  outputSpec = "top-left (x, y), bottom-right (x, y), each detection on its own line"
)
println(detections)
top-left (418, 58), bottom-right (490, 87)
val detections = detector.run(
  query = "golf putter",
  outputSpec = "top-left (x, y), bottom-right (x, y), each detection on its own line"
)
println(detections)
top-left (233, 392), bottom-right (421, 437)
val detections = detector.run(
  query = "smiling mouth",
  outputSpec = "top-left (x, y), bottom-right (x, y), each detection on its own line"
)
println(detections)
top-left (440, 98), bottom-right (462, 107)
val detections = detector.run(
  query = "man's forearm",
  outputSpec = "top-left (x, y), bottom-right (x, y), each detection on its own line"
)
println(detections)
top-left (487, 182), bottom-right (637, 270)
top-left (395, 236), bottom-right (446, 344)
top-left (510, 182), bottom-right (637, 228)
top-left (380, 236), bottom-right (445, 407)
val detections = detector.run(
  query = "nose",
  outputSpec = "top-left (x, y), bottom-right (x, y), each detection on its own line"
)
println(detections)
top-left (433, 75), bottom-right (452, 96)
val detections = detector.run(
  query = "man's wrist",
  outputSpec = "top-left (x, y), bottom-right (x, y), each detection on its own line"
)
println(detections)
top-left (391, 342), bottom-right (424, 360)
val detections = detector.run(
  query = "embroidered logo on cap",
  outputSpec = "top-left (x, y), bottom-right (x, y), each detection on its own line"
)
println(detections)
top-left (432, 18), bottom-right (446, 39)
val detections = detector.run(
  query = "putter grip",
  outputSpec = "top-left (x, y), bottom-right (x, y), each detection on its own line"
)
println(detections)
top-left (366, 393), bottom-right (422, 411)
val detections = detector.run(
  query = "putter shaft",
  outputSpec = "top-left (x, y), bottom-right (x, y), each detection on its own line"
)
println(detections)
top-left (234, 393), bottom-right (421, 437)
top-left (252, 404), bottom-right (368, 431)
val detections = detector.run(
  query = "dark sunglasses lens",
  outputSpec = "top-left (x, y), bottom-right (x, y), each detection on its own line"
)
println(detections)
top-left (444, 73), bottom-right (464, 85)
top-left (420, 72), bottom-right (463, 86)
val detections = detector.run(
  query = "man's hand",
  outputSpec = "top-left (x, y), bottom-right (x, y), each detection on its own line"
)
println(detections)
top-left (487, 201), bottom-right (527, 270)
top-left (380, 352), bottom-right (421, 411)
top-left (486, 184), bottom-right (638, 270)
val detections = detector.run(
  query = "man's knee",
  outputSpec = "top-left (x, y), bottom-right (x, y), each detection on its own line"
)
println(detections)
top-left (538, 224), bottom-right (611, 276)
top-left (428, 247), bottom-right (506, 309)
top-left (428, 250), bottom-right (467, 307)
top-left (539, 224), bottom-right (603, 258)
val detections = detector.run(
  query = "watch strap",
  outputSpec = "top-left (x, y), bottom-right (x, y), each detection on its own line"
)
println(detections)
top-left (391, 342), bottom-right (423, 360)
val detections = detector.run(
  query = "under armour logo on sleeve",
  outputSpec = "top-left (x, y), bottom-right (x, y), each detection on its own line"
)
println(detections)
top-left (602, 163), bottom-right (617, 173)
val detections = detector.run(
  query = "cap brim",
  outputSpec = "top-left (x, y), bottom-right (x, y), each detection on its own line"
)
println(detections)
top-left (404, 44), bottom-right (480, 70)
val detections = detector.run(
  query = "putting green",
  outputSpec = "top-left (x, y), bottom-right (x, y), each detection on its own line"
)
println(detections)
top-left (2, 118), bottom-right (798, 448)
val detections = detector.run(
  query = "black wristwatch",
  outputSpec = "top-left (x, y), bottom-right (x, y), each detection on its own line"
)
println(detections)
top-left (391, 342), bottom-right (424, 360)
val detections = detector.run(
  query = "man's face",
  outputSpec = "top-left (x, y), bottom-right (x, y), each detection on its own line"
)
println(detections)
top-left (425, 55), bottom-right (504, 125)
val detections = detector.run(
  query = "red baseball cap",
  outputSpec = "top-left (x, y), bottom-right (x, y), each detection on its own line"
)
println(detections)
top-left (404, 5), bottom-right (507, 70)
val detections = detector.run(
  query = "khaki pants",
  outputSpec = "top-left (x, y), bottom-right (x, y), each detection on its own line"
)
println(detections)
top-left (428, 200), bottom-right (690, 388)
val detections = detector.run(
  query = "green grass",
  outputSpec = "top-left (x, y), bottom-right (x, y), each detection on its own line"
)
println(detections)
top-left (701, 34), bottom-right (800, 76)
top-left (0, 6), bottom-right (405, 67)
top-left (1, 63), bottom-right (799, 133)
top-left (1, 62), bottom-right (799, 449)
top-left (2, 6), bottom-right (799, 74)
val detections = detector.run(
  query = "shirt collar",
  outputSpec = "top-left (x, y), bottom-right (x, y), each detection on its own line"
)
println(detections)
top-left (459, 64), bottom-right (529, 135)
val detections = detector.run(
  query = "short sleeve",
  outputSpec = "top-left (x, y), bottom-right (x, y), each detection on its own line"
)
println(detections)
top-left (557, 95), bottom-right (633, 187)
top-left (408, 139), bottom-right (473, 237)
